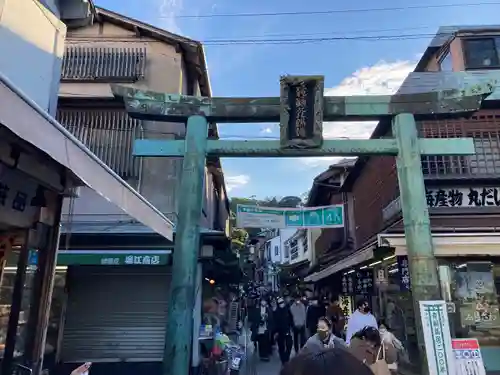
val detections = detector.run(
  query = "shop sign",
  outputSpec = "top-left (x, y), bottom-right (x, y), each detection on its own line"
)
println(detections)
top-left (397, 256), bottom-right (411, 291)
top-left (426, 187), bottom-right (500, 208)
top-left (341, 273), bottom-right (355, 295)
top-left (236, 204), bottom-right (344, 229)
top-left (375, 268), bottom-right (387, 286)
top-left (0, 165), bottom-right (39, 228)
top-left (355, 269), bottom-right (374, 295)
top-left (57, 250), bottom-right (172, 266)
top-left (452, 339), bottom-right (486, 375)
top-left (420, 300), bottom-right (455, 375)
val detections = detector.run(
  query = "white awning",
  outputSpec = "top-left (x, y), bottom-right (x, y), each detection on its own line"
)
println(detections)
top-left (378, 233), bottom-right (500, 256)
top-left (304, 246), bottom-right (375, 283)
top-left (0, 72), bottom-right (174, 241)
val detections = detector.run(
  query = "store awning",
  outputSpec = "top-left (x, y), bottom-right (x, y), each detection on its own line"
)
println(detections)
top-left (0, 72), bottom-right (174, 241)
top-left (304, 246), bottom-right (375, 283)
top-left (378, 233), bottom-right (500, 256)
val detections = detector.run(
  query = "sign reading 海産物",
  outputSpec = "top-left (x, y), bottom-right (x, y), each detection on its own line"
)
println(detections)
top-left (236, 204), bottom-right (343, 229)
top-left (279, 75), bottom-right (324, 149)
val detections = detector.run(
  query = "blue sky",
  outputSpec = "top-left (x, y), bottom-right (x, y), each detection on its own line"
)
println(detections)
top-left (95, 0), bottom-right (500, 199)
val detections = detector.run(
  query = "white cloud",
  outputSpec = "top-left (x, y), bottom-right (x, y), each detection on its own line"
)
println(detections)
top-left (159, 0), bottom-right (184, 34)
top-left (260, 124), bottom-right (278, 135)
top-left (225, 175), bottom-right (250, 192)
top-left (301, 60), bottom-right (417, 167)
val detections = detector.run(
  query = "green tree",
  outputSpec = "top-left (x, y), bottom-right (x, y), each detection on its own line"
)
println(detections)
top-left (231, 227), bottom-right (248, 250)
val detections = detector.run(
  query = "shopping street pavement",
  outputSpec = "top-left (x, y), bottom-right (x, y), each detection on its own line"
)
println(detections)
top-left (241, 342), bottom-right (283, 375)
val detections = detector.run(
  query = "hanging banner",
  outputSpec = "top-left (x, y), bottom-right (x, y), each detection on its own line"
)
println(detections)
top-left (397, 255), bottom-right (411, 291)
top-left (420, 300), bottom-right (456, 375)
top-left (236, 204), bottom-right (344, 229)
top-left (452, 339), bottom-right (486, 375)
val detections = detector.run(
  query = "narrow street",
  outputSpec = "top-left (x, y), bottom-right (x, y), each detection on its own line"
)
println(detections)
top-left (238, 327), bottom-right (285, 375)
top-left (242, 344), bottom-right (284, 375)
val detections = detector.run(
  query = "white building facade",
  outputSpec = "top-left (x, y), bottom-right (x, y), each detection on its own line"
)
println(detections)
top-left (262, 229), bottom-right (297, 291)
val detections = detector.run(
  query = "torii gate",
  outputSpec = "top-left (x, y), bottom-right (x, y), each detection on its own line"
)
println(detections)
top-left (113, 76), bottom-right (494, 375)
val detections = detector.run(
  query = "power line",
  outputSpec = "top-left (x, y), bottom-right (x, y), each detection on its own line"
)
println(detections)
top-left (173, 1), bottom-right (500, 18)
top-left (202, 26), bottom-right (435, 40)
top-left (201, 33), bottom-right (437, 45)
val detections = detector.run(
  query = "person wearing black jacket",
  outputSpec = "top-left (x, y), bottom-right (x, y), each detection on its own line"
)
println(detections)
top-left (306, 298), bottom-right (326, 338)
top-left (273, 297), bottom-right (294, 365)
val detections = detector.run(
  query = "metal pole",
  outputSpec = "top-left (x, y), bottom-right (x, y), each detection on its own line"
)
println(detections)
top-left (392, 113), bottom-right (440, 374)
top-left (2, 230), bottom-right (30, 375)
top-left (30, 195), bottom-right (64, 375)
top-left (163, 115), bottom-right (208, 375)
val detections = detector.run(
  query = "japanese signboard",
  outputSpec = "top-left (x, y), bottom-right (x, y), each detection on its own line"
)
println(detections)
top-left (382, 186), bottom-right (500, 223)
top-left (341, 273), bottom-right (355, 295)
top-left (420, 300), bottom-right (456, 375)
top-left (236, 204), bottom-right (343, 229)
top-left (0, 164), bottom-right (39, 228)
top-left (279, 75), bottom-right (324, 149)
top-left (427, 187), bottom-right (500, 207)
top-left (397, 256), bottom-right (411, 291)
top-left (375, 268), bottom-right (388, 286)
top-left (56, 250), bottom-right (172, 266)
top-left (355, 269), bottom-right (374, 295)
top-left (452, 339), bottom-right (486, 375)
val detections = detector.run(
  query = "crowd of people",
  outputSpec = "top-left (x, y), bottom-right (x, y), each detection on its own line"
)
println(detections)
top-left (247, 293), bottom-right (405, 375)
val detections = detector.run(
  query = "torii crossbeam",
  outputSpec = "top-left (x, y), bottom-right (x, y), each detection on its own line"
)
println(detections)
top-left (113, 75), bottom-right (495, 375)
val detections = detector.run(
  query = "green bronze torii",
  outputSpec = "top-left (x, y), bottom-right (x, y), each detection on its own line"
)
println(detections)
top-left (113, 75), bottom-right (495, 375)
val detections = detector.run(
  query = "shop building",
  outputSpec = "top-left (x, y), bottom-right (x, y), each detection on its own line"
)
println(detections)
top-left (306, 26), bottom-right (500, 373)
top-left (36, 7), bottom-right (231, 375)
top-left (0, 1), bottom-right (177, 375)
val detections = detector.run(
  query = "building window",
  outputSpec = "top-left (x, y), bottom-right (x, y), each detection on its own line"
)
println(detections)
top-left (439, 50), bottom-right (453, 71)
top-left (469, 136), bottom-right (500, 175)
top-left (463, 38), bottom-right (500, 69)
top-left (284, 243), bottom-right (290, 259)
top-left (57, 109), bottom-right (143, 184)
top-left (61, 46), bottom-right (147, 82)
top-left (274, 246), bottom-right (279, 257)
top-left (303, 238), bottom-right (308, 254)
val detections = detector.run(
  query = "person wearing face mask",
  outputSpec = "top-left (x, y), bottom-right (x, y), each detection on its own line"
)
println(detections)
top-left (272, 297), bottom-right (294, 365)
top-left (345, 299), bottom-right (378, 345)
top-left (306, 298), bottom-right (325, 338)
top-left (290, 294), bottom-right (307, 353)
top-left (301, 317), bottom-right (347, 354)
top-left (255, 299), bottom-right (272, 361)
top-left (378, 319), bottom-right (404, 374)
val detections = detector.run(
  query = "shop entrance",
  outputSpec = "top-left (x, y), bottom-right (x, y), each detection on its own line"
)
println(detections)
top-left (0, 162), bottom-right (63, 375)
top-left (113, 76), bottom-right (495, 375)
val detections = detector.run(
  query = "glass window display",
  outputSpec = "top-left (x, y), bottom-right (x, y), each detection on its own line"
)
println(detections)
top-left (451, 261), bottom-right (500, 346)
